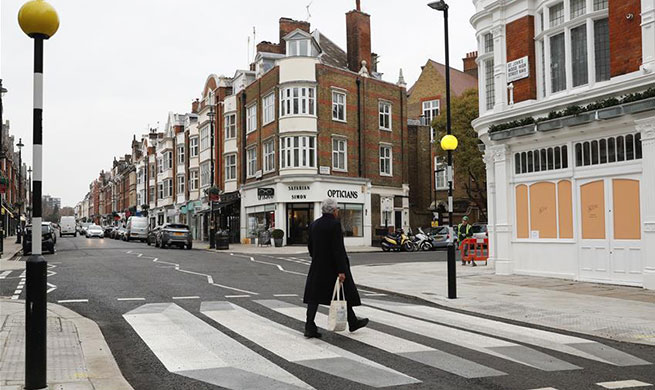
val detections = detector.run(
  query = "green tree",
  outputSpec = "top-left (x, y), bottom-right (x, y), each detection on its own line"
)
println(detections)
top-left (432, 88), bottom-right (487, 221)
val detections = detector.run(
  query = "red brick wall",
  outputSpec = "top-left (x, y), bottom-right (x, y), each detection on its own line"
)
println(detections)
top-left (505, 16), bottom-right (536, 102)
top-left (345, 10), bottom-right (372, 73)
top-left (610, 0), bottom-right (642, 77)
top-left (279, 18), bottom-right (310, 53)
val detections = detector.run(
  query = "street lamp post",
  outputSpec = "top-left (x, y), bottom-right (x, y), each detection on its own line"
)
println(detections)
top-left (16, 138), bottom-right (24, 244)
top-left (0, 80), bottom-right (7, 257)
top-left (18, 1), bottom-right (59, 388)
top-left (208, 95), bottom-right (216, 249)
top-left (28, 166), bottom-right (32, 220)
top-left (429, 0), bottom-right (458, 299)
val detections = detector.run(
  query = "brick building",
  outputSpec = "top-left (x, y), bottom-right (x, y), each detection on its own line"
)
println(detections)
top-left (472, 0), bottom-right (655, 288)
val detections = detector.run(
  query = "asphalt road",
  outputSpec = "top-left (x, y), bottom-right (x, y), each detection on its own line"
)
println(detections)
top-left (3, 236), bottom-right (655, 390)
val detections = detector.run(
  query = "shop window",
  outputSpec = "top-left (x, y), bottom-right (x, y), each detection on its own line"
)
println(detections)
top-left (515, 180), bottom-right (573, 239)
top-left (338, 203), bottom-right (363, 237)
top-left (515, 145), bottom-right (567, 174)
top-left (575, 134), bottom-right (642, 167)
top-left (529, 182), bottom-right (557, 239)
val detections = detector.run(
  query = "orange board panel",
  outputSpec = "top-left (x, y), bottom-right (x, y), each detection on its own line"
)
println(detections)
top-left (516, 185), bottom-right (529, 239)
top-left (580, 180), bottom-right (605, 240)
top-left (612, 179), bottom-right (641, 240)
top-left (529, 182), bottom-right (557, 239)
top-left (558, 180), bottom-right (574, 239)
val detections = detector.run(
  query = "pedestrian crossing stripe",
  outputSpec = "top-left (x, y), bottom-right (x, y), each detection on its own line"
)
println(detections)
top-left (255, 299), bottom-right (506, 379)
top-left (363, 299), bottom-right (651, 367)
top-left (123, 303), bottom-right (314, 390)
top-left (200, 301), bottom-right (421, 388)
top-left (354, 305), bottom-right (582, 371)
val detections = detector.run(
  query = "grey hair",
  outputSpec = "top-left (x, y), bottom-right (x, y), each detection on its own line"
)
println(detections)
top-left (321, 198), bottom-right (338, 214)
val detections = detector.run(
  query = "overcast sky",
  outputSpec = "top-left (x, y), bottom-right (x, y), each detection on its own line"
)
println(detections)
top-left (1, 0), bottom-right (477, 208)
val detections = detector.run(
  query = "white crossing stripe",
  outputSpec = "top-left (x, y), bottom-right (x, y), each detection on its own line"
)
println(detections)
top-left (201, 301), bottom-right (420, 388)
top-left (255, 299), bottom-right (506, 379)
top-left (527, 388), bottom-right (559, 390)
top-left (597, 380), bottom-right (653, 389)
top-left (124, 303), bottom-right (313, 390)
top-left (356, 305), bottom-right (581, 371)
top-left (364, 299), bottom-right (651, 367)
top-left (0, 270), bottom-right (11, 279)
top-left (117, 298), bottom-right (146, 301)
top-left (273, 294), bottom-right (298, 297)
top-left (172, 296), bottom-right (200, 300)
top-left (57, 299), bottom-right (88, 303)
top-left (225, 295), bottom-right (250, 298)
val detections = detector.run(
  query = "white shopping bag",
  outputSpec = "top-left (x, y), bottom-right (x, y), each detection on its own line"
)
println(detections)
top-left (327, 278), bottom-right (347, 332)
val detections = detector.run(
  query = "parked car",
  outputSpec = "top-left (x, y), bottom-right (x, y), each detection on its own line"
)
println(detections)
top-left (126, 216), bottom-right (148, 242)
top-left (115, 227), bottom-right (127, 241)
top-left (471, 223), bottom-right (488, 239)
top-left (79, 222), bottom-right (91, 236)
top-left (423, 225), bottom-right (454, 249)
top-left (157, 223), bottom-right (192, 249)
top-left (103, 226), bottom-right (114, 237)
top-left (59, 216), bottom-right (77, 237)
top-left (23, 223), bottom-right (56, 255)
top-left (146, 226), bottom-right (161, 246)
top-left (86, 224), bottom-right (104, 239)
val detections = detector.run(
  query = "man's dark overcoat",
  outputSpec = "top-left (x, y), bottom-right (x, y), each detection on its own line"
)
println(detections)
top-left (303, 213), bottom-right (361, 306)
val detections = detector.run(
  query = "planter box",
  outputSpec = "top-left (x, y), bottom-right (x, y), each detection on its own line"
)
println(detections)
top-left (537, 118), bottom-right (563, 132)
top-left (562, 112), bottom-right (595, 127)
top-left (489, 129), bottom-right (513, 141)
top-left (597, 106), bottom-right (623, 120)
top-left (623, 97), bottom-right (655, 114)
top-left (509, 124), bottom-right (536, 138)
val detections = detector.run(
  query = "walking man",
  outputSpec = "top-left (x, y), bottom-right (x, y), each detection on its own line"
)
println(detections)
top-left (457, 216), bottom-right (474, 266)
top-left (303, 198), bottom-right (368, 338)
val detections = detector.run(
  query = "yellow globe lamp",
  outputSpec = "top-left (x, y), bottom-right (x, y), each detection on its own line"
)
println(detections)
top-left (18, 0), bottom-right (59, 39)
top-left (440, 134), bottom-right (458, 151)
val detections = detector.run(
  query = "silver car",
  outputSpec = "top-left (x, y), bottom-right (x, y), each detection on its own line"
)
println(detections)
top-left (86, 224), bottom-right (104, 239)
top-left (157, 223), bottom-right (192, 250)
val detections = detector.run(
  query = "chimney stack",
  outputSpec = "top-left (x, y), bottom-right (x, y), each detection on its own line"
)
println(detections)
top-left (346, 5), bottom-right (372, 73)
top-left (279, 17), bottom-right (311, 54)
top-left (191, 98), bottom-right (200, 114)
top-left (462, 51), bottom-right (478, 78)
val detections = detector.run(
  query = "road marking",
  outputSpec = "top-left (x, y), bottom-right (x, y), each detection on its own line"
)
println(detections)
top-left (201, 301), bottom-right (420, 388)
top-left (117, 298), bottom-right (146, 301)
top-left (273, 294), bottom-right (299, 297)
top-left (364, 293), bottom-right (387, 297)
top-left (231, 254), bottom-right (308, 277)
top-left (256, 299), bottom-right (506, 379)
top-left (46, 283), bottom-right (57, 294)
top-left (11, 295), bottom-right (19, 300)
top-left (172, 296), bottom-right (200, 300)
top-left (364, 299), bottom-right (651, 367)
top-left (356, 305), bottom-right (581, 372)
top-left (57, 299), bottom-right (89, 303)
top-left (527, 388), bottom-right (559, 390)
top-left (225, 295), bottom-right (250, 298)
top-left (597, 380), bottom-right (653, 389)
top-left (137, 253), bottom-right (142, 257)
top-left (0, 270), bottom-right (11, 279)
top-left (124, 303), bottom-right (314, 390)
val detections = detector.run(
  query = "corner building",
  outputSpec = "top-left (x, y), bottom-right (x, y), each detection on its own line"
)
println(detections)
top-left (225, 7), bottom-right (409, 246)
top-left (471, 0), bottom-right (655, 288)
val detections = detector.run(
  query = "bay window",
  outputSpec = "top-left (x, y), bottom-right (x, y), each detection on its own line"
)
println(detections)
top-left (263, 140), bottom-right (275, 173)
top-left (176, 175), bottom-right (185, 194)
top-left (177, 145), bottom-right (185, 165)
top-left (280, 86), bottom-right (316, 117)
top-left (225, 154), bottom-right (237, 180)
top-left (200, 162), bottom-right (210, 188)
top-left (247, 147), bottom-right (257, 178)
top-left (225, 113), bottom-right (236, 139)
top-left (571, 25), bottom-right (588, 87)
top-left (190, 137), bottom-right (199, 157)
top-left (263, 93), bottom-right (275, 125)
top-left (280, 136), bottom-right (316, 169)
top-left (200, 126), bottom-right (210, 151)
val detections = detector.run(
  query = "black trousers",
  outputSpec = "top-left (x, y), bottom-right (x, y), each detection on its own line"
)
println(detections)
top-left (306, 303), bottom-right (356, 329)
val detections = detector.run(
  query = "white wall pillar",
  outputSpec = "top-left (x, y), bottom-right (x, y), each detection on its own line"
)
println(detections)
top-left (636, 117), bottom-right (655, 289)
top-left (642, 0), bottom-right (655, 73)
top-left (489, 144), bottom-right (513, 275)
top-left (483, 149), bottom-right (496, 266)
top-left (492, 26), bottom-right (507, 112)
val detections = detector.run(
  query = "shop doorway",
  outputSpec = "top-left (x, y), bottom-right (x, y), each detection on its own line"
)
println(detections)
top-left (578, 177), bottom-right (642, 285)
top-left (287, 203), bottom-right (313, 245)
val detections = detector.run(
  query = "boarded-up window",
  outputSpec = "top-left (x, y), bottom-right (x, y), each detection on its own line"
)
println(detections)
top-left (516, 185), bottom-right (529, 238)
top-left (529, 182), bottom-right (557, 238)
top-left (558, 180), bottom-right (573, 238)
top-left (581, 180), bottom-right (605, 239)
top-left (613, 179), bottom-right (641, 240)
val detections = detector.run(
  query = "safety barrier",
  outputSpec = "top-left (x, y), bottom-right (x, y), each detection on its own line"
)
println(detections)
top-left (459, 238), bottom-right (489, 265)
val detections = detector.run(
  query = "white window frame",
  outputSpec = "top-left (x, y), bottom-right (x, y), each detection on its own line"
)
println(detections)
top-left (332, 137), bottom-right (347, 172)
top-left (224, 113), bottom-right (237, 140)
top-left (379, 144), bottom-right (393, 176)
top-left (176, 175), bottom-right (185, 195)
top-left (379, 101), bottom-right (392, 131)
top-left (286, 38), bottom-right (314, 57)
top-left (434, 157), bottom-right (449, 190)
top-left (225, 154), bottom-right (237, 181)
top-left (176, 145), bottom-right (185, 165)
top-left (200, 162), bottom-right (211, 188)
top-left (164, 151), bottom-right (173, 170)
top-left (190, 136), bottom-right (199, 157)
top-left (246, 103), bottom-right (257, 134)
top-left (157, 157), bottom-right (163, 174)
top-left (189, 170), bottom-right (199, 191)
top-left (200, 126), bottom-right (210, 151)
top-left (263, 140), bottom-right (275, 173)
top-left (280, 136), bottom-right (316, 169)
top-left (422, 99), bottom-right (440, 125)
top-left (164, 178), bottom-right (173, 198)
top-left (332, 90), bottom-right (346, 122)
top-left (246, 147), bottom-right (257, 178)
top-left (157, 183), bottom-right (164, 200)
top-left (262, 93), bottom-right (275, 125)
top-left (280, 86), bottom-right (316, 117)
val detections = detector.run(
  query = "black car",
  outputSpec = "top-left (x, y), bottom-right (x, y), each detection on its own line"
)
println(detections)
top-left (103, 226), bottom-right (114, 237)
top-left (146, 226), bottom-right (161, 246)
top-left (23, 223), bottom-right (56, 255)
top-left (157, 224), bottom-right (192, 249)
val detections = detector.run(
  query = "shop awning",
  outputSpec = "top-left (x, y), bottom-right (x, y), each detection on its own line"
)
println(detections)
top-left (212, 198), bottom-right (239, 211)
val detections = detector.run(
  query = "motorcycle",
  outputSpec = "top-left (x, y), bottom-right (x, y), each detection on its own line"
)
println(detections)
top-left (381, 229), bottom-right (416, 252)
top-left (414, 227), bottom-right (435, 251)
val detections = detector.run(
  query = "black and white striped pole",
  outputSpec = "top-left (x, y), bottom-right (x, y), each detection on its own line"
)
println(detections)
top-left (18, 1), bottom-right (59, 388)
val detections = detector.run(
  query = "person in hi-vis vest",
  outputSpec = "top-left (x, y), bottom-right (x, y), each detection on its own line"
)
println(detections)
top-left (457, 216), bottom-right (474, 266)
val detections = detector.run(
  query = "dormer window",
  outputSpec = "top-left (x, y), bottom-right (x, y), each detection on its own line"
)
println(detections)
top-left (284, 30), bottom-right (320, 57)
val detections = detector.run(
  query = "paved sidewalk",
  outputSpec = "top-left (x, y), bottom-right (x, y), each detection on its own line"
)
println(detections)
top-left (351, 261), bottom-right (655, 346)
top-left (197, 241), bottom-right (379, 254)
top-left (0, 299), bottom-right (133, 390)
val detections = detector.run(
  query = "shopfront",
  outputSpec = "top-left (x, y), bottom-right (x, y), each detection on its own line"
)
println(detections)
top-left (241, 177), bottom-right (372, 246)
top-left (215, 191), bottom-right (241, 243)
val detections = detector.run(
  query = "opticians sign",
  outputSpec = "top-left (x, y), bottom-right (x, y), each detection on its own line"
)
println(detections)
top-left (507, 56), bottom-right (529, 82)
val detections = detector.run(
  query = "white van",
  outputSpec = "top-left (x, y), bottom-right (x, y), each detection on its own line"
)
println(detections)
top-left (126, 216), bottom-right (149, 242)
top-left (60, 216), bottom-right (77, 237)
